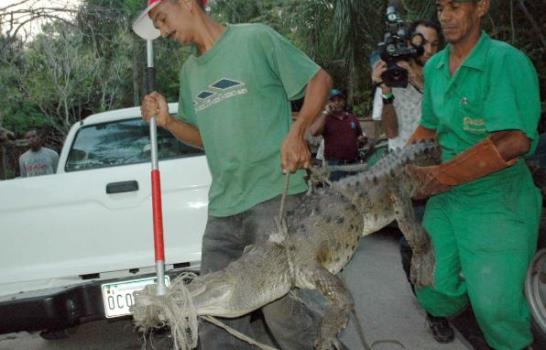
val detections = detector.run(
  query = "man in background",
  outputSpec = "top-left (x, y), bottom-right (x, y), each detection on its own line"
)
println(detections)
top-left (19, 129), bottom-right (59, 177)
top-left (310, 89), bottom-right (366, 181)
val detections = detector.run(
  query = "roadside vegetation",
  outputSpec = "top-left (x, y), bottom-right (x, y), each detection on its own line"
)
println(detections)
top-left (1, 0), bottom-right (544, 145)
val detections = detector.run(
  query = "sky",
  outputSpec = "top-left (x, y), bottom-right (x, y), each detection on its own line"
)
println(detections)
top-left (1, 0), bottom-right (82, 38)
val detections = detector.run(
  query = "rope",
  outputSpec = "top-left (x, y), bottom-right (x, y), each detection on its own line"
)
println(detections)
top-left (277, 172), bottom-right (291, 227)
top-left (201, 316), bottom-right (279, 350)
top-left (133, 273), bottom-right (199, 350)
top-left (350, 308), bottom-right (373, 350)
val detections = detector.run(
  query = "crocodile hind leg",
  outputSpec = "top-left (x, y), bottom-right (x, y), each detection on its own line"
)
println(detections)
top-left (390, 190), bottom-right (435, 288)
top-left (310, 267), bottom-right (354, 350)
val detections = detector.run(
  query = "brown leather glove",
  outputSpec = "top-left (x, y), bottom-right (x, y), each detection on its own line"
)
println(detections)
top-left (407, 125), bottom-right (437, 145)
top-left (406, 165), bottom-right (451, 200)
top-left (407, 137), bottom-right (517, 199)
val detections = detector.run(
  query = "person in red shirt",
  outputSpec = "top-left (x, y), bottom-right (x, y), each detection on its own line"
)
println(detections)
top-left (310, 89), bottom-right (366, 180)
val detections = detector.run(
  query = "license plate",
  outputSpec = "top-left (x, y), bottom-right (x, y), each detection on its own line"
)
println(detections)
top-left (101, 276), bottom-right (170, 318)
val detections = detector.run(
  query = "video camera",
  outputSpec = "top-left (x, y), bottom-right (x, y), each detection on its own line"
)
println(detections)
top-left (377, 1), bottom-right (424, 88)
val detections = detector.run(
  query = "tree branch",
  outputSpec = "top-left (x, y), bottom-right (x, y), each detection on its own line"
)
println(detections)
top-left (517, 0), bottom-right (546, 49)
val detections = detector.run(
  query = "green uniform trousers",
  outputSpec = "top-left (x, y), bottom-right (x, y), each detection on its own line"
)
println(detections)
top-left (416, 162), bottom-right (542, 350)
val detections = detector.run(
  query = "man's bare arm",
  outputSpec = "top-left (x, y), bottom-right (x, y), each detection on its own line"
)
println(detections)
top-left (309, 110), bottom-right (328, 136)
top-left (141, 91), bottom-right (203, 148)
top-left (282, 69), bottom-right (333, 172)
top-left (164, 118), bottom-right (203, 149)
top-left (381, 102), bottom-right (399, 138)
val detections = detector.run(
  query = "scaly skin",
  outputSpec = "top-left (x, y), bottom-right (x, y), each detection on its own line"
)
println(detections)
top-left (136, 141), bottom-right (441, 350)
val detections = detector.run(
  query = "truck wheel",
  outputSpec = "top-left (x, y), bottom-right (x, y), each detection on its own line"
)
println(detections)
top-left (39, 326), bottom-right (78, 340)
top-left (526, 248), bottom-right (546, 347)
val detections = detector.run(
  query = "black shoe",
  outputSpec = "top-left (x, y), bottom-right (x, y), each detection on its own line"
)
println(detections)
top-left (427, 314), bottom-right (455, 343)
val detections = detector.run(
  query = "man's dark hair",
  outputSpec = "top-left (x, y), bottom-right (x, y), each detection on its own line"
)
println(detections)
top-left (408, 20), bottom-right (443, 49)
top-left (408, 20), bottom-right (441, 38)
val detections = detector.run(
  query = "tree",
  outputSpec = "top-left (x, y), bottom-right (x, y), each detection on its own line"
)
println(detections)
top-left (1, 0), bottom-right (544, 144)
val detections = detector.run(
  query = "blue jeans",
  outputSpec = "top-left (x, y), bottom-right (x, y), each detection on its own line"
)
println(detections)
top-left (198, 194), bottom-right (319, 350)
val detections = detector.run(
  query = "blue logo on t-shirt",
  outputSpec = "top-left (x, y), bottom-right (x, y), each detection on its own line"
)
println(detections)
top-left (212, 79), bottom-right (242, 89)
top-left (195, 78), bottom-right (248, 112)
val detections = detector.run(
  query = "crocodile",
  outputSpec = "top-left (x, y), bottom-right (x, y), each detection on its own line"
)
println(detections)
top-left (133, 141), bottom-right (441, 350)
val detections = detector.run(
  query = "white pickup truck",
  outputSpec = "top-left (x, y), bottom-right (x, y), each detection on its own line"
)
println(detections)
top-left (0, 104), bottom-right (211, 336)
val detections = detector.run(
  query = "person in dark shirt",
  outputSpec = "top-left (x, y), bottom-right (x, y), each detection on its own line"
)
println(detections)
top-left (310, 89), bottom-right (366, 180)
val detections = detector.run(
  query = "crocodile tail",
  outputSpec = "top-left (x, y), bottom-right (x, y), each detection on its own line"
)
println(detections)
top-left (366, 141), bottom-right (440, 175)
top-left (334, 141), bottom-right (440, 190)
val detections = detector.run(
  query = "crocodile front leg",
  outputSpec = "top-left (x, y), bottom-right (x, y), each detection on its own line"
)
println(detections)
top-left (311, 266), bottom-right (353, 350)
top-left (390, 190), bottom-right (435, 288)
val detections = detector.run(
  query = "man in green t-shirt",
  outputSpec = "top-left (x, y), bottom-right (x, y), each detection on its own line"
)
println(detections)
top-left (406, 1), bottom-right (542, 349)
top-left (136, 0), bottom-right (333, 349)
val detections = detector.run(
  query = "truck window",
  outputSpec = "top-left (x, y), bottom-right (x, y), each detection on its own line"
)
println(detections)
top-left (65, 118), bottom-right (203, 172)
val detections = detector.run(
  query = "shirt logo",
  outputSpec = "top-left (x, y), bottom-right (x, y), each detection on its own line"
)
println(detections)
top-left (463, 117), bottom-right (486, 134)
top-left (194, 78), bottom-right (248, 112)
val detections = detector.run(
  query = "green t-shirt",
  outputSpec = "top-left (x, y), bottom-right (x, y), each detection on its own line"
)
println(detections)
top-left (420, 32), bottom-right (541, 189)
top-left (178, 23), bottom-right (320, 217)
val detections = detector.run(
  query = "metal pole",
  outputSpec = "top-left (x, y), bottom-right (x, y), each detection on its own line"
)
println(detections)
top-left (146, 39), bottom-right (166, 296)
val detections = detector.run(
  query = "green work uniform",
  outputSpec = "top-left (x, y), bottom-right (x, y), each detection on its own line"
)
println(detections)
top-left (416, 32), bottom-right (542, 350)
top-left (178, 24), bottom-right (320, 217)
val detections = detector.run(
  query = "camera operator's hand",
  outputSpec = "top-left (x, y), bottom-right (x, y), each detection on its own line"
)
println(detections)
top-left (397, 60), bottom-right (424, 92)
top-left (372, 60), bottom-right (392, 94)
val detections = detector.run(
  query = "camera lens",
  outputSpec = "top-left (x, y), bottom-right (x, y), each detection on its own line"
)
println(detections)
top-left (411, 33), bottom-right (424, 47)
top-left (386, 44), bottom-right (397, 54)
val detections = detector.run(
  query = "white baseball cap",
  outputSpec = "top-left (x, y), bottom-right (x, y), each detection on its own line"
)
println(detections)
top-left (132, 0), bottom-right (163, 40)
top-left (132, 0), bottom-right (209, 40)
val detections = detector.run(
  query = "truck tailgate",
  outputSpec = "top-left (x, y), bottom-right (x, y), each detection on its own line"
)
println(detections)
top-left (0, 155), bottom-right (210, 295)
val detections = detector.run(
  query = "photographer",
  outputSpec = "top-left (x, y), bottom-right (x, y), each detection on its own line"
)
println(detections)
top-left (371, 20), bottom-right (440, 151)
top-left (371, 20), bottom-right (454, 344)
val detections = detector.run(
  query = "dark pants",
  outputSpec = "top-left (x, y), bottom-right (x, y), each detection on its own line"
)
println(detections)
top-left (198, 194), bottom-right (319, 350)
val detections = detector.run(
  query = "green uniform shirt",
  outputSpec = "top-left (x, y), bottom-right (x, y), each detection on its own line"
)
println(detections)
top-left (178, 24), bottom-right (320, 217)
top-left (421, 32), bottom-right (541, 190)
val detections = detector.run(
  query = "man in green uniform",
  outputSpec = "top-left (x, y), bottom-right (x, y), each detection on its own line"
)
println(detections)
top-left (135, 0), bottom-right (333, 349)
top-left (407, 1), bottom-right (542, 349)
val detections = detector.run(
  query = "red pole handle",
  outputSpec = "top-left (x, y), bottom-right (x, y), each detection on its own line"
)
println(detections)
top-left (151, 169), bottom-right (165, 262)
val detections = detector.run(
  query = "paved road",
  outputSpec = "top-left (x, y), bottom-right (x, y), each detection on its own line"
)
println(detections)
top-left (0, 232), bottom-right (473, 350)
top-left (340, 232), bottom-right (471, 350)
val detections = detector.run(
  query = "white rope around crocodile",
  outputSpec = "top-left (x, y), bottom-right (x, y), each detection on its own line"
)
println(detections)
top-left (133, 272), bottom-right (279, 350)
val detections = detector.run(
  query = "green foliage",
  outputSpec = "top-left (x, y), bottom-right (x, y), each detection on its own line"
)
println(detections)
top-left (0, 0), bottom-right (544, 146)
